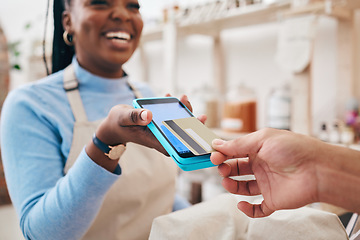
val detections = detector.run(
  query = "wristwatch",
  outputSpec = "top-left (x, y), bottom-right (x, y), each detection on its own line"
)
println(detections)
top-left (92, 134), bottom-right (126, 160)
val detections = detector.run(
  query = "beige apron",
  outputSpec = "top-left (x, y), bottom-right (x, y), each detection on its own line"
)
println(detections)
top-left (63, 65), bottom-right (178, 240)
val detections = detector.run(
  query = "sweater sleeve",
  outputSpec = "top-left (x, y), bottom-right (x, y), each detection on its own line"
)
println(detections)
top-left (0, 89), bottom-right (119, 240)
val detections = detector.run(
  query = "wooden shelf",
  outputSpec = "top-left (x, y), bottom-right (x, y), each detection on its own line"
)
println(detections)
top-left (283, 1), bottom-right (353, 21)
top-left (138, 1), bottom-right (360, 135)
top-left (141, 1), bottom-right (359, 43)
top-left (141, 1), bottom-right (292, 42)
top-left (177, 1), bottom-right (292, 37)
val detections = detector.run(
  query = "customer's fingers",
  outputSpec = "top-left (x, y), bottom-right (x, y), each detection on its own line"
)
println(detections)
top-left (212, 136), bottom-right (260, 159)
top-left (237, 201), bottom-right (274, 218)
top-left (217, 158), bottom-right (253, 177)
top-left (210, 151), bottom-right (228, 165)
top-left (222, 177), bottom-right (261, 196)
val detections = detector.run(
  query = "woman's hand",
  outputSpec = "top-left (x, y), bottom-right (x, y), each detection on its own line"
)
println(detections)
top-left (87, 95), bottom-right (206, 172)
top-left (95, 94), bottom-right (204, 156)
top-left (95, 104), bottom-right (167, 155)
top-left (86, 105), bottom-right (163, 172)
top-left (168, 94), bottom-right (207, 124)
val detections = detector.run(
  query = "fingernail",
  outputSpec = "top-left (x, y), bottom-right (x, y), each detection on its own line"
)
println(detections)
top-left (212, 139), bottom-right (225, 146)
top-left (140, 110), bottom-right (147, 121)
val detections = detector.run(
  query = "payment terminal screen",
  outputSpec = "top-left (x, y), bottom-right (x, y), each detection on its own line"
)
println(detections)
top-left (142, 102), bottom-right (192, 156)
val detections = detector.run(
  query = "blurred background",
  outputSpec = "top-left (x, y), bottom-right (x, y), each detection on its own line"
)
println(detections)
top-left (0, 0), bottom-right (360, 238)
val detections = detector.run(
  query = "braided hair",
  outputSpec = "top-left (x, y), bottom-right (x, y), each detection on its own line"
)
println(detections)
top-left (51, 0), bottom-right (74, 73)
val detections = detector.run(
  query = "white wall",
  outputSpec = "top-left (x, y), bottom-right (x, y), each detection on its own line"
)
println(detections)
top-left (125, 16), bottom-right (339, 134)
top-left (1, 0), bottom-right (342, 135)
top-left (312, 16), bottom-right (338, 136)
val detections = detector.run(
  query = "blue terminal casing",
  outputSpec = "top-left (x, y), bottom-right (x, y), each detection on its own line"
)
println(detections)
top-left (133, 97), bottom-right (216, 171)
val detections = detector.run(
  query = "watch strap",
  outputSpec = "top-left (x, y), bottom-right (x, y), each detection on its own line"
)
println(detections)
top-left (92, 134), bottom-right (111, 154)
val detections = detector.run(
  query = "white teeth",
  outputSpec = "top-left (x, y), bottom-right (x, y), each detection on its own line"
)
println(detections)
top-left (106, 32), bottom-right (131, 40)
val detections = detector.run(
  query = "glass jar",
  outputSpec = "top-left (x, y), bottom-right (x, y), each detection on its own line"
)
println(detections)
top-left (221, 84), bottom-right (257, 133)
top-left (190, 85), bottom-right (220, 129)
top-left (267, 84), bottom-right (292, 130)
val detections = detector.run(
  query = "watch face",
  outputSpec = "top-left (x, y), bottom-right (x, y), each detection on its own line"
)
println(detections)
top-left (108, 145), bottom-right (126, 160)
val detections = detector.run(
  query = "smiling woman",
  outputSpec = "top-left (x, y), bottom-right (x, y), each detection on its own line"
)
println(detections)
top-left (60, 0), bottom-right (143, 77)
top-left (0, 0), bottom-right (191, 239)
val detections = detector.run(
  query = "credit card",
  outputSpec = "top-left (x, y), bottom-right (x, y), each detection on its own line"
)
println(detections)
top-left (163, 117), bottom-right (220, 155)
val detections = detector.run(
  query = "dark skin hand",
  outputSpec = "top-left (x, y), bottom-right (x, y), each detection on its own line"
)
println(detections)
top-left (86, 95), bottom-right (206, 172)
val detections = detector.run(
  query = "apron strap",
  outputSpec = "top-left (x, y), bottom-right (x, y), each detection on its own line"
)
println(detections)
top-left (63, 64), bottom-right (143, 122)
top-left (127, 81), bottom-right (143, 99)
top-left (63, 65), bottom-right (88, 122)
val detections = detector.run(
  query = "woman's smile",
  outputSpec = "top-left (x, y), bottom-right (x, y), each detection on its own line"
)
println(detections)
top-left (63, 0), bottom-right (143, 77)
top-left (104, 30), bottom-right (133, 50)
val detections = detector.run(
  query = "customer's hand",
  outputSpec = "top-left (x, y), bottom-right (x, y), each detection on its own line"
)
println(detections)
top-left (210, 128), bottom-right (321, 218)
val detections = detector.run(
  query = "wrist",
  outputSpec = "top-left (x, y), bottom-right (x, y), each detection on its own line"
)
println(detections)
top-left (317, 143), bottom-right (360, 212)
top-left (92, 134), bottom-right (126, 160)
top-left (85, 140), bottom-right (119, 173)
top-left (95, 119), bottom-right (126, 146)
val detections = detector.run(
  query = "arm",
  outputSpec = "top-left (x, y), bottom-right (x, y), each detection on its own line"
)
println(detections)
top-left (0, 90), bottom-right (163, 239)
top-left (0, 90), bottom-right (120, 240)
top-left (1, 87), bottom-right (191, 239)
top-left (316, 142), bottom-right (360, 214)
top-left (210, 128), bottom-right (360, 218)
top-left (85, 95), bottom-right (195, 172)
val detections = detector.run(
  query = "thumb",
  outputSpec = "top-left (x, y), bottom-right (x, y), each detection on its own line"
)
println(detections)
top-left (210, 139), bottom-right (237, 165)
top-left (212, 134), bottom-right (262, 160)
top-left (211, 138), bottom-right (249, 159)
top-left (113, 105), bottom-right (152, 127)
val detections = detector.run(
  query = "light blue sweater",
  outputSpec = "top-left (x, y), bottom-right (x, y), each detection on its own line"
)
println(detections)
top-left (0, 58), bottom-right (189, 240)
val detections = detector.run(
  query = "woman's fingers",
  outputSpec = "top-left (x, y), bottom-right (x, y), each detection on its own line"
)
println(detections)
top-left (179, 95), bottom-right (193, 113)
top-left (114, 105), bottom-right (152, 127)
top-left (197, 114), bottom-right (207, 124)
top-left (163, 93), bottom-right (194, 113)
